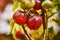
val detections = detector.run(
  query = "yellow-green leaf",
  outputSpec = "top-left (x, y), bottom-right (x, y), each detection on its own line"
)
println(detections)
top-left (12, 1), bottom-right (19, 11)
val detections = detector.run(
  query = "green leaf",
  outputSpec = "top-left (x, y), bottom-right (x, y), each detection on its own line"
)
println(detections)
top-left (12, 23), bottom-right (16, 36)
top-left (10, 18), bottom-right (14, 27)
top-left (36, 10), bottom-right (42, 16)
top-left (12, 1), bottom-right (19, 11)
top-left (32, 25), bottom-right (43, 40)
top-left (52, 0), bottom-right (58, 7)
top-left (7, 18), bottom-right (15, 35)
top-left (52, 0), bottom-right (60, 10)
top-left (46, 10), bottom-right (55, 18)
top-left (48, 27), bottom-right (55, 40)
top-left (52, 19), bottom-right (60, 27)
top-left (48, 27), bottom-right (53, 33)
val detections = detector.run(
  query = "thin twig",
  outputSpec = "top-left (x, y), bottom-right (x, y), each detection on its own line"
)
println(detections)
top-left (22, 25), bottom-right (32, 40)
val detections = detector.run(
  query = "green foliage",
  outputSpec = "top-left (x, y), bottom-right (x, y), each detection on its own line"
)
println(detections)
top-left (32, 25), bottom-right (43, 40)
top-left (12, 24), bottom-right (16, 36)
top-left (53, 31), bottom-right (60, 40)
top-left (52, 19), bottom-right (60, 27)
top-left (46, 9), bottom-right (57, 18)
top-left (10, 18), bottom-right (14, 28)
top-left (52, 0), bottom-right (58, 7)
top-left (12, 1), bottom-right (19, 11)
top-left (9, 0), bottom-right (60, 40)
top-left (7, 18), bottom-right (15, 35)
top-left (8, 18), bottom-right (23, 36)
top-left (48, 27), bottom-right (54, 40)
top-left (52, 0), bottom-right (60, 10)
top-left (36, 10), bottom-right (42, 16)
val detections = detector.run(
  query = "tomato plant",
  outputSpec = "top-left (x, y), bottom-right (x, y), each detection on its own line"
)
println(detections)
top-left (8, 0), bottom-right (60, 40)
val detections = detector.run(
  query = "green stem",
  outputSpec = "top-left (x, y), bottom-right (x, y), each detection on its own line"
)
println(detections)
top-left (45, 15), bottom-right (48, 40)
top-left (45, 10), bottom-right (50, 40)
top-left (22, 25), bottom-right (32, 40)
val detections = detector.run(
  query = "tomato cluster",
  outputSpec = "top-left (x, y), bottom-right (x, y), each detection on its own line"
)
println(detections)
top-left (13, 10), bottom-right (43, 30)
top-left (11, 0), bottom-right (55, 40)
top-left (13, 0), bottom-right (53, 30)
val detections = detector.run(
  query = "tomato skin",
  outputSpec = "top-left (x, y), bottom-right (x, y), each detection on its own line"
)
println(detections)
top-left (27, 16), bottom-right (43, 30)
top-left (33, 0), bottom-right (43, 10)
top-left (13, 10), bottom-right (27, 25)
top-left (16, 30), bottom-right (22, 37)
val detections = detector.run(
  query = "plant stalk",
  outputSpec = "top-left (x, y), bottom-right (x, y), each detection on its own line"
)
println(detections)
top-left (22, 25), bottom-right (32, 40)
top-left (41, 8), bottom-right (46, 40)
